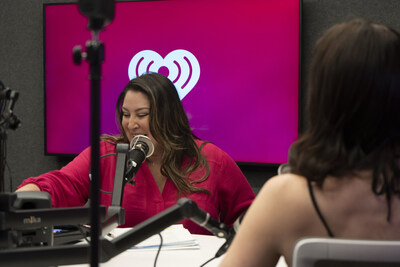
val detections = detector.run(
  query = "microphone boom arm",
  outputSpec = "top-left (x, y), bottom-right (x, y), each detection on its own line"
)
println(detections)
top-left (102, 136), bottom-right (154, 236)
top-left (101, 143), bottom-right (129, 235)
top-left (0, 198), bottom-right (229, 266)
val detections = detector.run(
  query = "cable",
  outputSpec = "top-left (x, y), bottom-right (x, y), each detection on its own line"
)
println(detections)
top-left (78, 224), bottom-right (91, 244)
top-left (6, 161), bottom-right (12, 192)
top-left (199, 255), bottom-right (218, 267)
top-left (0, 127), bottom-right (6, 192)
top-left (154, 233), bottom-right (163, 267)
top-left (100, 189), bottom-right (112, 195)
top-left (100, 153), bottom-right (117, 158)
top-left (87, 153), bottom-right (117, 195)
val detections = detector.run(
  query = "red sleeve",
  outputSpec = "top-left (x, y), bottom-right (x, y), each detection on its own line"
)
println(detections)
top-left (17, 142), bottom-right (112, 207)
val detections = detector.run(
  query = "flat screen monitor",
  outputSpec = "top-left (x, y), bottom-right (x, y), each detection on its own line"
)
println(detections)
top-left (44, 0), bottom-right (301, 164)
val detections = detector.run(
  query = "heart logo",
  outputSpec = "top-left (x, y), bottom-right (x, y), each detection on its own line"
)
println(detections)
top-left (128, 49), bottom-right (200, 100)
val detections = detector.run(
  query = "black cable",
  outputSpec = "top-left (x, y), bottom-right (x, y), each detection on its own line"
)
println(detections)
top-left (201, 231), bottom-right (236, 267)
top-left (99, 152), bottom-right (115, 195)
top-left (88, 153), bottom-right (117, 195)
top-left (1, 134), bottom-right (14, 192)
top-left (100, 189), bottom-right (112, 195)
top-left (78, 224), bottom-right (91, 244)
top-left (199, 256), bottom-right (218, 267)
top-left (100, 153), bottom-right (117, 158)
top-left (6, 161), bottom-right (12, 192)
top-left (0, 127), bottom-right (5, 192)
top-left (154, 233), bottom-right (163, 267)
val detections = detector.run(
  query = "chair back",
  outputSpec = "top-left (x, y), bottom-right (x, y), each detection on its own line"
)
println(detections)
top-left (292, 238), bottom-right (400, 267)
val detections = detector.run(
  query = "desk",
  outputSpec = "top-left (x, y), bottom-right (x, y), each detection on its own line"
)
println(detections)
top-left (61, 234), bottom-right (223, 267)
top-left (61, 234), bottom-right (288, 267)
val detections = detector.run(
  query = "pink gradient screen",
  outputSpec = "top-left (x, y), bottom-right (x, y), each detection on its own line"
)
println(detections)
top-left (45, 0), bottom-right (300, 164)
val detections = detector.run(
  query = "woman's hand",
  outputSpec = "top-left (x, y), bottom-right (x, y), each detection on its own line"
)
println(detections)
top-left (16, 184), bottom-right (40, 192)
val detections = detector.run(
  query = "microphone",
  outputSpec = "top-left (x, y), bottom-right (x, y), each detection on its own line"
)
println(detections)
top-left (124, 135), bottom-right (154, 185)
top-left (187, 201), bottom-right (230, 239)
top-left (129, 135), bottom-right (154, 163)
top-left (215, 211), bottom-right (247, 257)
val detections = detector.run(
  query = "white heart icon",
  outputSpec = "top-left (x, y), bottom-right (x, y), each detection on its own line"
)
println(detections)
top-left (128, 49), bottom-right (200, 100)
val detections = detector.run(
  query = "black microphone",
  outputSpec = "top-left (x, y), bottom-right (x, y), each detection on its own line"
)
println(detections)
top-left (124, 135), bottom-right (154, 185)
top-left (187, 201), bottom-right (230, 239)
top-left (215, 211), bottom-right (247, 257)
top-left (129, 135), bottom-right (154, 166)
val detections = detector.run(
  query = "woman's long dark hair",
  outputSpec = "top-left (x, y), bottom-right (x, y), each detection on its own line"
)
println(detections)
top-left (102, 73), bottom-right (210, 196)
top-left (289, 18), bottom-right (400, 219)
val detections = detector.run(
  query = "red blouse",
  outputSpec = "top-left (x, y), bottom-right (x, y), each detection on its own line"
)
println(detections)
top-left (18, 140), bottom-right (255, 235)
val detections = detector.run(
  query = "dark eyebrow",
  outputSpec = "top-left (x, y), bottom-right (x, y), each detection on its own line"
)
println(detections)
top-left (121, 106), bottom-right (149, 112)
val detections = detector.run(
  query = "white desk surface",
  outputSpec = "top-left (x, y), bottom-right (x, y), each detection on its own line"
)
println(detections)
top-left (61, 234), bottom-right (288, 267)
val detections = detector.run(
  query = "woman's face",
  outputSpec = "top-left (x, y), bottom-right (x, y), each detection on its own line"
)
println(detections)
top-left (121, 90), bottom-right (159, 153)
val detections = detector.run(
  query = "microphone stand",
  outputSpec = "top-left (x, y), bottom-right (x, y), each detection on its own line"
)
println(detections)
top-left (0, 127), bottom-right (6, 192)
top-left (100, 143), bottom-right (129, 235)
top-left (102, 139), bottom-right (153, 235)
top-left (88, 31), bottom-right (102, 267)
top-left (73, 20), bottom-right (106, 267)
top-left (0, 86), bottom-right (21, 192)
top-left (0, 198), bottom-right (229, 267)
top-left (73, 1), bottom-right (115, 265)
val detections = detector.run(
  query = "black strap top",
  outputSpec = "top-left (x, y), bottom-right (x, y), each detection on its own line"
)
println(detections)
top-left (307, 180), bottom-right (335, 237)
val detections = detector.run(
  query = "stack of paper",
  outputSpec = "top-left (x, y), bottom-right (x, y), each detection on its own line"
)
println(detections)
top-left (110, 224), bottom-right (200, 251)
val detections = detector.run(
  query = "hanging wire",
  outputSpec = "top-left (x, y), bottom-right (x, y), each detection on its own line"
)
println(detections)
top-left (153, 233), bottom-right (163, 267)
top-left (199, 255), bottom-right (218, 267)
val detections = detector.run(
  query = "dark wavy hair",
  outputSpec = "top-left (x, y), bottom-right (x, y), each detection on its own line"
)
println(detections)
top-left (289, 18), bottom-right (400, 219)
top-left (102, 72), bottom-right (210, 196)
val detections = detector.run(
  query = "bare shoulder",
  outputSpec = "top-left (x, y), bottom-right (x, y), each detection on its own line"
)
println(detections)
top-left (220, 174), bottom-right (315, 266)
top-left (256, 173), bottom-right (316, 230)
top-left (258, 173), bottom-right (308, 200)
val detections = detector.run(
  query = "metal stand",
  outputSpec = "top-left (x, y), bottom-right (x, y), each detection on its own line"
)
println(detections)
top-left (73, 2), bottom-right (115, 264)
top-left (0, 82), bottom-right (21, 192)
top-left (0, 128), bottom-right (6, 192)
top-left (100, 143), bottom-right (129, 235)
top-left (74, 33), bottom-right (104, 267)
